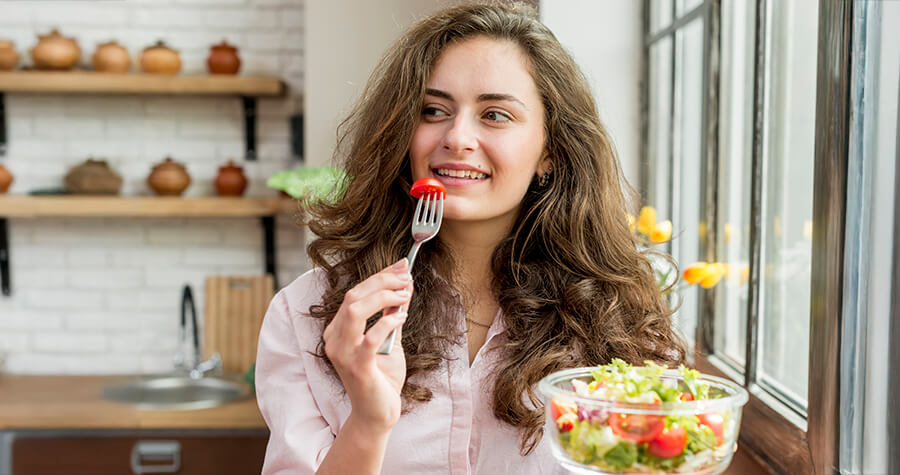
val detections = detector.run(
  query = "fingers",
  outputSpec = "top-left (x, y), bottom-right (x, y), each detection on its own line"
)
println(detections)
top-left (326, 258), bottom-right (414, 349)
top-left (360, 309), bottom-right (407, 353)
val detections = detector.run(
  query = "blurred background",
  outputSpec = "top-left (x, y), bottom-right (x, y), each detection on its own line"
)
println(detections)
top-left (0, 0), bottom-right (897, 474)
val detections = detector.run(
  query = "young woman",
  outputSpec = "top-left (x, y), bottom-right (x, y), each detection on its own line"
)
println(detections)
top-left (256, 3), bottom-right (685, 474)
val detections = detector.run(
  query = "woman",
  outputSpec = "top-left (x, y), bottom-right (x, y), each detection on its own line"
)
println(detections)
top-left (256, 3), bottom-right (685, 474)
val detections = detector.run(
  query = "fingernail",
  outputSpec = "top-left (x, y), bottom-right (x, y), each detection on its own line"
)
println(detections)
top-left (398, 273), bottom-right (412, 282)
top-left (395, 289), bottom-right (410, 298)
top-left (396, 311), bottom-right (408, 321)
top-left (392, 258), bottom-right (408, 270)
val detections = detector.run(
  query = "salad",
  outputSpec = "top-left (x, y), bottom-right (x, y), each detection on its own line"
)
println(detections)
top-left (547, 359), bottom-right (737, 474)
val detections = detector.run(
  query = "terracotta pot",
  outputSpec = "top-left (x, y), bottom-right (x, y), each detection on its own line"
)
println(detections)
top-left (0, 164), bottom-right (12, 193)
top-left (92, 41), bottom-right (130, 73)
top-left (30, 29), bottom-right (81, 70)
top-left (147, 157), bottom-right (191, 196)
top-left (140, 40), bottom-right (181, 75)
top-left (206, 40), bottom-right (241, 75)
top-left (64, 158), bottom-right (123, 195)
top-left (0, 40), bottom-right (20, 71)
top-left (214, 160), bottom-right (248, 196)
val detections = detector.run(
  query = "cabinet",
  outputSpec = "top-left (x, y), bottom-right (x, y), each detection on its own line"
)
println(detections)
top-left (3, 429), bottom-right (268, 475)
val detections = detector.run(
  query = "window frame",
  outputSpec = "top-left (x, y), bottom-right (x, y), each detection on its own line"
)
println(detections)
top-left (640, 0), bottom-right (850, 472)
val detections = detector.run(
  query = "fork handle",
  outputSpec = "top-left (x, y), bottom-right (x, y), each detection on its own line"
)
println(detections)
top-left (375, 241), bottom-right (423, 355)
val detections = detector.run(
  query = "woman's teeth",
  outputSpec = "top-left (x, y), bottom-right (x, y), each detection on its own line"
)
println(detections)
top-left (435, 168), bottom-right (488, 179)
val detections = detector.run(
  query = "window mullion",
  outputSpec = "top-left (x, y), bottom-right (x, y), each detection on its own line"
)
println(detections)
top-left (697, 0), bottom-right (720, 355)
top-left (744, 0), bottom-right (767, 388)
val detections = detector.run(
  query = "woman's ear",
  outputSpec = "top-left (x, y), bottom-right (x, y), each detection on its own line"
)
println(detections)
top-left (536, 157), bottom-right (553, 178)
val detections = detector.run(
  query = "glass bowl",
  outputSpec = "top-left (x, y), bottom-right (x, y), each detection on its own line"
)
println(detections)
top-left (538, 367), bottom-right (749, 475)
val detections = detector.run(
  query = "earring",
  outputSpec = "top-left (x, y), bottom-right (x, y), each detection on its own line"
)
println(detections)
top-left (538, 165), bottom-right (552, 187)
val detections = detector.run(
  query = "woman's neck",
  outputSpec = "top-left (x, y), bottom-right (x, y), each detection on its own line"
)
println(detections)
top-left (440, 218), bottom-right (510, 300)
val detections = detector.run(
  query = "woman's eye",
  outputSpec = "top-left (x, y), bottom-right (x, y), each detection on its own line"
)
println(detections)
top-left (484, 110), bottom-right (512, 123)
top-left (423, 106), bottom-right (448, 118)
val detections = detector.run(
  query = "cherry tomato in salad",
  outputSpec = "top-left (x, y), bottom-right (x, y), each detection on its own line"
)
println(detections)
top-left (608, 413), bottom-right (665, 444)
top-left (698, 413), bottom-right (725, 446)
top-left (678, 392), bottom-right (694, 401)
top-left (647, 424), bottom-right (688, 458)
top-left (410, 177), bottom-right (447, 199)
top-left (550, 398), bottom-right (577, 421)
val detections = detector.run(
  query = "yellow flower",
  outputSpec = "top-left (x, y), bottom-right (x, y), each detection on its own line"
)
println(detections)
top-left (627, 214), bottom-right (636, 234)
top-left (637, 206), bottom-right (656, 235)
top-left (683, 262), bottom-right (709, 285)
top-left (649, 220), bottom-right (672, 243)
top-left (700, 262), bottom-right (727, 288)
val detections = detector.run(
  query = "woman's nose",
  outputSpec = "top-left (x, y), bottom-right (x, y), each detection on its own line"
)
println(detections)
top-left (442, 116), bottom-right (478, 153)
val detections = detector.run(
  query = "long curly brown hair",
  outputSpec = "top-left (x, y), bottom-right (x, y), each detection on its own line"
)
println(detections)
top-left (305, 1), bottom-right (685, 455)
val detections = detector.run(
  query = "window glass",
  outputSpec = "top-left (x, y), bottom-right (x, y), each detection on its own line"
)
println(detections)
top-left (670, 18), bottom-right (705, 344)
top-left (757, 0), bottom-right (818, 408)
top-left (713, 0), bottom-right (756, 369)
top-left (650, 0), bottom-right (674, 36)
top-left (646, 37), bottom-right (673, 213)
top-left (676, 0), bottom-right (704, 17)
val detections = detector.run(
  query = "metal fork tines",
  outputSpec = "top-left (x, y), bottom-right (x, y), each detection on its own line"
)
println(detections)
top-left (375, 191), bottom-right (444, 355)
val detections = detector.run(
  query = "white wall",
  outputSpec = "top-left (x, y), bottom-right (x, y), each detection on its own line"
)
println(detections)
top-left (0, 0), bottom-right (308, 374)
top-left (541, 0), bottom-right (643, 188)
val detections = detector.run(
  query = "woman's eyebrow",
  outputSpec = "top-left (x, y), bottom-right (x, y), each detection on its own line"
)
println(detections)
top-left (425, 88), bottom-right (528, 109)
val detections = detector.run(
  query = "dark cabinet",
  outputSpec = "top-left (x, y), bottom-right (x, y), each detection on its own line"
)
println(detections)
top-left (5, 429), bottom-right (268, 475)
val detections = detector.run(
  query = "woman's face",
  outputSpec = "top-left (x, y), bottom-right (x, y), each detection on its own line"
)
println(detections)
top-left (409, 36), bottom-right (548, 228)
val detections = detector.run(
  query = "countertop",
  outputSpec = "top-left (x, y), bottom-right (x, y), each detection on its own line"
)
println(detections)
top-left (0, 374), bottom-right (267, 430)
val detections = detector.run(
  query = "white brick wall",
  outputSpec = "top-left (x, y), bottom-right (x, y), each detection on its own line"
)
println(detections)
top-left (0, 0), bottom-right (310, 374)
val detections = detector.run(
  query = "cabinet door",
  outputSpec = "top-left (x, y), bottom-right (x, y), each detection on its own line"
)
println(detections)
top-left (12, 433), bottom-right (268, 475)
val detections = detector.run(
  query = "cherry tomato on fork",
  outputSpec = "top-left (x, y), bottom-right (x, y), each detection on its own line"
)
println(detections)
top-left (410, 177), bottom-right (447, 198)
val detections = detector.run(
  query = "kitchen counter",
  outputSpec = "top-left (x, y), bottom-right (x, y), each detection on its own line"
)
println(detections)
top-left (0, 375), bottom-right (267, 430)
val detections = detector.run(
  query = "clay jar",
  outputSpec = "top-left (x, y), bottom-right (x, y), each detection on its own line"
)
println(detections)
top-left (0, 164), bottom-right (12, 193)
top-left (92, 41), bottom-right (130, 73)
top-left (148, 157), bottom-right (191, 196)
top-left (140, 41), bottom-right (181, 75)
top-left (214, 160), bottom-right (248, 196)
top-left (64, 158), bottom-right (123, 195)
top-left (30, 29), bottom-right (81, 70)
top-left (0, 40), bottom-right (20, 71)
top-left (206, 40), bottom-right (241, 75)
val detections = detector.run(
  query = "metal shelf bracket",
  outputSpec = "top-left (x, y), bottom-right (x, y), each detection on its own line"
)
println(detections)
top-left (242, 96), bottom-right (257, 161)
top-left (1, 218), bottom-right (9, 296)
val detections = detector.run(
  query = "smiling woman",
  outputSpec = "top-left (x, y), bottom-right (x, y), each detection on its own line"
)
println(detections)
top-left (254, 3), bottom-right (685, 475)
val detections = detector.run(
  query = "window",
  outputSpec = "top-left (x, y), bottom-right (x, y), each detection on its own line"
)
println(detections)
top-left (641, 0), bottom-right (855, 472)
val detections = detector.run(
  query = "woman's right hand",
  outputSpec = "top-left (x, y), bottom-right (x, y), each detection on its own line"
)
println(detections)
top-left (322, 258), bottom-right (413, 435)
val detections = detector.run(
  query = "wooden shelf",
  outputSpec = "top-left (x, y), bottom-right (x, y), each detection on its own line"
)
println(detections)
top-left (0, 196), bottom-right (299, 218)
top-left (0, 71), bottom-right (284, 96)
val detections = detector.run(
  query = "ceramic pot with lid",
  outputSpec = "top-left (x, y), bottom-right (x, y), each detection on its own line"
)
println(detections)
top-left (214, 160), bottom-right (248, 196)
top-left (148, 157), bottom-right (191, 196)
top-left (30, 29), bottom-right (81, 70)
top-left (0, 164), bottom-right (13, 193)
top-left (140, 40), bottom-right (181, 75)
top-left (92, 41), bottom-right (130, 73)
top-left (206, 40), bottom-right (241, 75)
top-left (0, 40), bottom-right (20, 71)
top-left (64, 158), bottom-right (123, 195)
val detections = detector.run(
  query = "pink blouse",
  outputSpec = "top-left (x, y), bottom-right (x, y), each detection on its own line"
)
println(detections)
top-left (255, 269), bottom-right (569, 474)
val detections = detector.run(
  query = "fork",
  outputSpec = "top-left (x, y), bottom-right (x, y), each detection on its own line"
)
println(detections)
top-left (375, 191), bottom-right (444, 355)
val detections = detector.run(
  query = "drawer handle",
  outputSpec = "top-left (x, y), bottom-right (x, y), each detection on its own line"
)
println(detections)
top-left (130, 440), bottom-right (181, 474)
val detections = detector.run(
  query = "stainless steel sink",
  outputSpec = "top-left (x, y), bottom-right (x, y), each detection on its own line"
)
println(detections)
top-left (101, 374), bottom-right (251, 411)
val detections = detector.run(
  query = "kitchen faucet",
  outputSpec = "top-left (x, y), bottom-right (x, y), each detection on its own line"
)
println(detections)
top-left (173, 284), bottom-right (222, 379)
